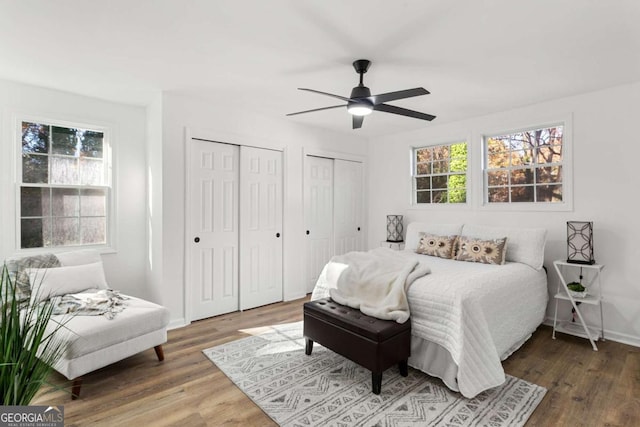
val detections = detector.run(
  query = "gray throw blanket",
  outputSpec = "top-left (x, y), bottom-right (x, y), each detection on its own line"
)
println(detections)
top-left (51, 289), bottom-right (128, 320)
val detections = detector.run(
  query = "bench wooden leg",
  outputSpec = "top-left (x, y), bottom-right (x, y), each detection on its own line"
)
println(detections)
top-left (305, 338), bottom-right (314, 355)
top-left (154, 345), bottom-right (165, 362)
top-left (371, 372), bottom-right (382, 394)
top-left (399, 359), bottom-right (408, 377)
top-left (372, 372), bottom-right (382, 395)
top-left (71, 378), bottom-right (83, 400)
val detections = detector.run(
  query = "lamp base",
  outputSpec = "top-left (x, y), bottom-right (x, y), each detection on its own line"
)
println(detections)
top-left (566, 259), bottom-right (596, 265)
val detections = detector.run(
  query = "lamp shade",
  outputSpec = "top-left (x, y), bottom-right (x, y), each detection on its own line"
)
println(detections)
top-left (386, 215), bottom-right (403, 242)
top-left (566, 221), bottom-right (595, 265)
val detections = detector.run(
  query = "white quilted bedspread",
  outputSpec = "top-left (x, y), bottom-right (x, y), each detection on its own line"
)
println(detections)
top-left (312, 251), bottom-right (548, 398)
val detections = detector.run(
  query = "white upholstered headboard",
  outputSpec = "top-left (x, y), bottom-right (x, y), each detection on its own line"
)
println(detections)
top-left (405, 222), bottom-right (547, 270)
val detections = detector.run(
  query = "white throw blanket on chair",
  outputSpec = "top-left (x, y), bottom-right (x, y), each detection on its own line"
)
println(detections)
top-left (325, 247), bottom-right (430, 323)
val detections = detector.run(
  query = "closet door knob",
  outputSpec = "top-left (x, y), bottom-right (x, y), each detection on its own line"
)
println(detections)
top-left (357, 227), bottom-right (361, 231)
top-left (276, 232), bottom-right (281, 238)
top-left (306, 230), bottom-right (310, 235)
top-left (194, 237), bottom-right (200, 243)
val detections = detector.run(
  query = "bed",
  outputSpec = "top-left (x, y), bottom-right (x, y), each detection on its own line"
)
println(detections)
top-left (311, 222), bottom-right (548, 398)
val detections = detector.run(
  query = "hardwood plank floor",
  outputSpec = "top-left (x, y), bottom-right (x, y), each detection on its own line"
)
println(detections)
top-left (33, 297), bottom-right (640, 426)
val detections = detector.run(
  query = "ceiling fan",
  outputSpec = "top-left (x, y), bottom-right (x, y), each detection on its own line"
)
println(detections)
top-left (287, 59), bottom-right (436, 129)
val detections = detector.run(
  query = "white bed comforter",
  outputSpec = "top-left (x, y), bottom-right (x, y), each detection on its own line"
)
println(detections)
top-left (312, 250), bottom-right (547, 398)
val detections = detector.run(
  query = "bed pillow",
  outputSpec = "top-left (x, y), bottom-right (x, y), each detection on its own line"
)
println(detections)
top-left (416, 233), bottom-right (458, 259)
top-left (405, 222), bottom-right (464, 252)
top-left (28, 261), bottom-right (108, 304)
top-left (455, 235), bottom-right (507, 265)
top-left (460, 224), bottom-right (546, 269)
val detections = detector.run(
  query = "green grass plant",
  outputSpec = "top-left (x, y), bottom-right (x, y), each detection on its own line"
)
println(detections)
top-left (1, 264), bottom-right (69, 405)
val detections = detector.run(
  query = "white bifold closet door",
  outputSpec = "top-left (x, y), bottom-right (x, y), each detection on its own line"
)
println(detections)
top-left (239, 146), bottom-right (283, 311)
top-left (333, 159), bottom-right (364, 255)
top-left (304, 156), bottom-right (334, 293)
top-left (188, 140), bottom-right (283, 321)
top-left (189, 140), bottom-right (240, 321)
top-left (304, 156), bottom-right (363, 294)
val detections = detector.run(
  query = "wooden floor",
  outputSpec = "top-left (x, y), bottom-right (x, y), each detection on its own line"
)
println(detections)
top-left (33, 296), bottom-right (640, 426)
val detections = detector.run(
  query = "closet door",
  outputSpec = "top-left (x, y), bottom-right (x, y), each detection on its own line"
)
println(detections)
top-left (239, 146), bottom-right (283, 310)
top-left (188, 140), bottom-right (239, 321)
top-left (304, 156), bottom-right (334, 293)
top-left (334, 159), bottom-right (363, 255)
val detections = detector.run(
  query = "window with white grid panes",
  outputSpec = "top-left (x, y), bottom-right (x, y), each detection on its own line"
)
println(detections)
top-left (413, 142), bottom-right (467, 204)
top-left (19, 120), bottom-right (110, 249)
top-left (484, 125), bottom-right (563, 204)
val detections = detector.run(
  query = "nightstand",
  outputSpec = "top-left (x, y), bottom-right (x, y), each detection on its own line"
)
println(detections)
top-left (552, 260), bottom-right (605, 351)
top-left (380, 241), bottom-right (405, 251)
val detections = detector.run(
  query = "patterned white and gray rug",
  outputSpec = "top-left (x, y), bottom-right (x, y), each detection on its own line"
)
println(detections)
top-left (203, 322), bottom-right (546, 427)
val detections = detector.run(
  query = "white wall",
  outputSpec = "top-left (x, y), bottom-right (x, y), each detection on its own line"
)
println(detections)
top-left (154, 92), bottom-right (367, 327)
top-left (367, 81), bottom-right (640, 346)
top-left (145, 94), bottom-right (164, 304)
top-left (0, 79), bottom-right (150, 299)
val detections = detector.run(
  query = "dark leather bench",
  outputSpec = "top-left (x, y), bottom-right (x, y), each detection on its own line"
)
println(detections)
top-left (303, 297), bottom-right (411, 394)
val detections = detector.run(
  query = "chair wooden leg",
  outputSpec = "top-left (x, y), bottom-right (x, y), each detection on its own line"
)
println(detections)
top-left (71, 378), bottom-right (83, 400)
top-left (154, 345), bottom-right (165, 361)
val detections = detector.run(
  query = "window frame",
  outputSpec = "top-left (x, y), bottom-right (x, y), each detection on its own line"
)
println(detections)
top-left (14, 115), bottom-right (115, 253)
top-left (480, 116), bottom-right (573, 212)
top-left (410, 140), bottom-right (470, 207)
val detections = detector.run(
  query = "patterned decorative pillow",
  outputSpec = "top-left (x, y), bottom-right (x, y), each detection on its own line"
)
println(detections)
top-left (4, 253), bottom-right (61, 302)
top-left (416, 233), bottom-right (458, 259)
top-left (455, 236), bottom-right (507, 265)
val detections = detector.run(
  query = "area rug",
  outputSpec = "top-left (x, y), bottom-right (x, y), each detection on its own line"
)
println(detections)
top-left (203, 322), bottom-right (546, 427)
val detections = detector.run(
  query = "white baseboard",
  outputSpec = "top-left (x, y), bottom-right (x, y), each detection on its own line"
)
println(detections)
top-left (543, 318), bottom-right (640, 348)
top-left (284, 292), bottom-right (307, 302)
top-left (167, 318), bottom-right (188, 330)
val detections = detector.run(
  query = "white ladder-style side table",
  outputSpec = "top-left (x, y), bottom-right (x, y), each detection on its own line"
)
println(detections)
top-left (552, 260), bottom-right (605, 351)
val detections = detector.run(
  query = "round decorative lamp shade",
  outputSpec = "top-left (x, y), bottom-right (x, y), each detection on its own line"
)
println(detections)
top-left (386, 215), bottom-right (404, 242)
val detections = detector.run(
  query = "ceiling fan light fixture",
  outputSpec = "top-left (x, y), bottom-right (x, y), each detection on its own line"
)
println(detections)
top-left (287, 59), bottom-right (436, 128)
top-left (347, 103), bottom-right (373, 116)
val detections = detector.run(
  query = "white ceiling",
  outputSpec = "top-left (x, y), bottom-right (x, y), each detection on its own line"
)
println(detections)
top-left (1, 0), bottom-right (639, 136)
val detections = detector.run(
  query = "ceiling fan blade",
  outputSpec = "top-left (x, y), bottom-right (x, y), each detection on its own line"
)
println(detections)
top-left (352, 115), bottom-right (364, 129)
top-left (368, 87), bottom-right (430, 105)
top-left (374, 103), bottom-right (436, 121)
top-left (286, 104), bottom-right (346, 116)
top-left (298, 88), bottom-right (352, 102)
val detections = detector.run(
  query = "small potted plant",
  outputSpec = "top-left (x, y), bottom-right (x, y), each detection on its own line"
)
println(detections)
top-left (567, 281), bottom-right (588, 298)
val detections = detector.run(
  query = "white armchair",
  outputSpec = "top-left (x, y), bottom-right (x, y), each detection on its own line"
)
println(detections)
top-left (8, 249), bottom-right (170, 399)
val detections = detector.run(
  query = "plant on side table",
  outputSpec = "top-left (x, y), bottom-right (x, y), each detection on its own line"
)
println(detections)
top-left (0, 264), bottom-right (69, 405)
top-left (567, 281), bottom-right (588, 298)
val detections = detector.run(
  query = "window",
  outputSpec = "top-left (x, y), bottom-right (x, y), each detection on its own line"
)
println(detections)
top-left (19, 120), bottom-right (110, 249)
top-left (413, 142), bottom-right (467, 204)
top-left (484, 125), bottom-right (563, 204)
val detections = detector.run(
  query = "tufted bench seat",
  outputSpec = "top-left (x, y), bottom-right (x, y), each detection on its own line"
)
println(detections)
top-left (303, 297), bottom-right (411, 394)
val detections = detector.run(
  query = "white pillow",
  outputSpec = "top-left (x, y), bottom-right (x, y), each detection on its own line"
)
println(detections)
top-left (460, 224), bottom-right (546, 270)
top-left (28, 261), bottom-right (108, 304)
